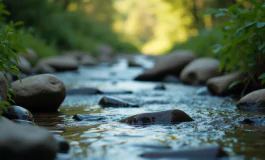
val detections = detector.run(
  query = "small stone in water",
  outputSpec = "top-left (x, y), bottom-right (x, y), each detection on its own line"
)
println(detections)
top-left (73, 114), bottom-right (106, 121)
top-left (98, 96), bottom-right (139, 108)
top-left (120, 109), bottom-right (193, 125)
top-left (154, 84), bottom-right (166, 90)
top-left (2, 105), bottom-right (34, 121)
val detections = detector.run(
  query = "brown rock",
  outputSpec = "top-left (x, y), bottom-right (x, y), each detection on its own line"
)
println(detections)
top-left (135, 50), bottom-right (196, 81)
top-left (11, 74), bottom-right (66, 112)
top-left (207, 72), bottom-right (246, 96)
top-left (180, 58), bottom-right (220, 85)
top-left (237, 89), bottom-right (265, 111)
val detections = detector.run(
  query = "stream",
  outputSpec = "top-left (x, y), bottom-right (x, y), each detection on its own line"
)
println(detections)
top-left (33, 55), bottom-right (265, 160)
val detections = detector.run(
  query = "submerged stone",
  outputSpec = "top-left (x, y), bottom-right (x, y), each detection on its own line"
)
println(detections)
top-left (240, 116), bottom-right (265, 126)
top-left (120, 109), bottom-right (193, 125)
top-left (237, 89), bottom-right (265, 111)
top-left (99, 89), bottom-right (133, 94)
top-left (99, 96), bottom-right (139, 108)
top-left (66, 87), bottom-right (102, 95)
top-left (73, 114), bottom-right (106, 121)
top-left (2, 105), bottom-right (34, 121)
top-left (140, 145), bottom-right (227, 159)
top-left (154, 84), bottom-right (166, 90)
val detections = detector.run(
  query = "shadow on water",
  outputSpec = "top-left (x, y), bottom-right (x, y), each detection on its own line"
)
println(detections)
top-left (33, 57), bottom-right (265, 160)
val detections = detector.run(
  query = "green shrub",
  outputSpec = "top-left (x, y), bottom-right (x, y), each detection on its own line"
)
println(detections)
top-left (0, 1), bottom-right (24, 115)
top-left (3, 0), bottom-right (139, 54)
top-left (206, 0), bottom-right (265, 86)
top-left (170, 29), bottom-right (223, 57)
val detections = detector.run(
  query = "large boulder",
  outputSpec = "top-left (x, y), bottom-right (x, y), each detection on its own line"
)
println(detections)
top-left (180, 58), bottom-right (220, 85)
top-left (207, 72), bottom-right (246, 96)
top-left (0, 72), bottom-right (8, 100)
top-left (135, 50), bottom-right (196, 81)
top-left (120, 109), bottom-right (193, 125)
top-left (11, 74), bottom-right (66, 112)
top-left (237, 89), bottom-right (265, 111)
top-left (36, 56), bottom-right (79, 72)
top-left (0, 117), bottom-right (58, 160)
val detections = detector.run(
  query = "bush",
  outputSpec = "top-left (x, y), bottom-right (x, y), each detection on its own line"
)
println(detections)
top-left (170, 29), bottom-right (223, 57)
top-left (0, 1), bottom-right (24, 115)
top-left (3, 0), bottom-right (139, 54)
top-left (207, 0), bottom-right (265, 86)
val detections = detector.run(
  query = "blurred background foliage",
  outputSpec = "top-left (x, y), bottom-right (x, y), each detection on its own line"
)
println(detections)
top-left (1, 0), bottom-right (258, 57)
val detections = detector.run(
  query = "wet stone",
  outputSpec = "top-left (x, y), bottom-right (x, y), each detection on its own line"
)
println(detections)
top-left (2, 105), bottom-right (34, 121)
top-left (99, 89), bottom-right (133, 94)
top-left (53, 135), bottom-right (70, 153)
top-left (66, 87), bottom-right (102, 95)
top-left (154, 84), bottom-right (166, 90)
top-left (99, 96), bottom-right (139, 108)
top-left (12, 119), bottom-right (36, 125)
top-left (237, 89), bottom-right (265, 111)
top-left (73, 114), bottom-right (107, 121)
top-left (120, 109), bottom-right (193, 125)
top-left (140, 145), bottom-right (228, 159)
top-left (240, 116), bottom-right (265, 126)
top-left (196, 86), bottom-right (211, 96)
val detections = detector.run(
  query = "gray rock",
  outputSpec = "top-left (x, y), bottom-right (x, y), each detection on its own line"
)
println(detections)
top-left (34, 63), bottom-right (56, 74)
top-left (99, 96), bottom-right (139, 108)
top-left (207, 72), bottom-right (246, 96)
top-left (18, 48), bottom-right (38, 63)
top-left (11, 74), bottom-right (66, 112)
top-left (53, 135), bottom-right (70, 153)
top-left (97, 44), bottom-right (114, 63)
top-left (240, 116), bottom-right (265, 126)
top-left (12, 119), bottom-right (36, 125)
top-left (0, 117), bottom-right (58, 160)
top-left (135, 50), bottom-right (196, 81)
top-left (16, 56), bottom-right (32, 74)
top-left (140, 145), bottom-right (227, 158)
top-left (237, 89), bottom-right (265, 111)
top-left (154, 84), bottom-right (166, 90)
top-left (37, 56), bottom-right (79, 72)
top-left (2, 105), bottom-right (34, 121)
top-left (80, 55), bottom-right (98, 66)
top-left (120, 109), bottom-right (193, 125)
top-left (180, 58), bottom-right (220, 85)
top-left (0, 72), bottom-right (8, 100)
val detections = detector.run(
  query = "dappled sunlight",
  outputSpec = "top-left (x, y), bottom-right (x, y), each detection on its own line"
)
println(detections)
top-left (113, 0), bottom-right (194, 55)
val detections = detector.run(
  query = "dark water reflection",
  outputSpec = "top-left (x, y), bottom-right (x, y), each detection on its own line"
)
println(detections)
top-left (33, 57), bottom-right (265, 160)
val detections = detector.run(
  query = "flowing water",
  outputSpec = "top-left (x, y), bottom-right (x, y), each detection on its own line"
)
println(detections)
top-left (33, 56), bottom-right (265, 160)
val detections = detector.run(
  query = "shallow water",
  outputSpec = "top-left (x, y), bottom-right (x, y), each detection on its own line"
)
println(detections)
top-left (34, 56), bottom-right (265, 160)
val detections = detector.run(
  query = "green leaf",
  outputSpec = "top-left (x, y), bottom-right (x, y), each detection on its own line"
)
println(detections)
top-left (229, 80), bottom-right (242, 90)
top-left (262, 3), bottom-right (265, 8)
top-left (258, 73), bottom-right (265, 80)
top-left (215, 12), bottom-right (226, 18)
top-left (258, 42), bottom-right (265, 51)
top-left (203, 9), bottom-right (218, 15)
top-left (257, 22), bottom-right (265, 28)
